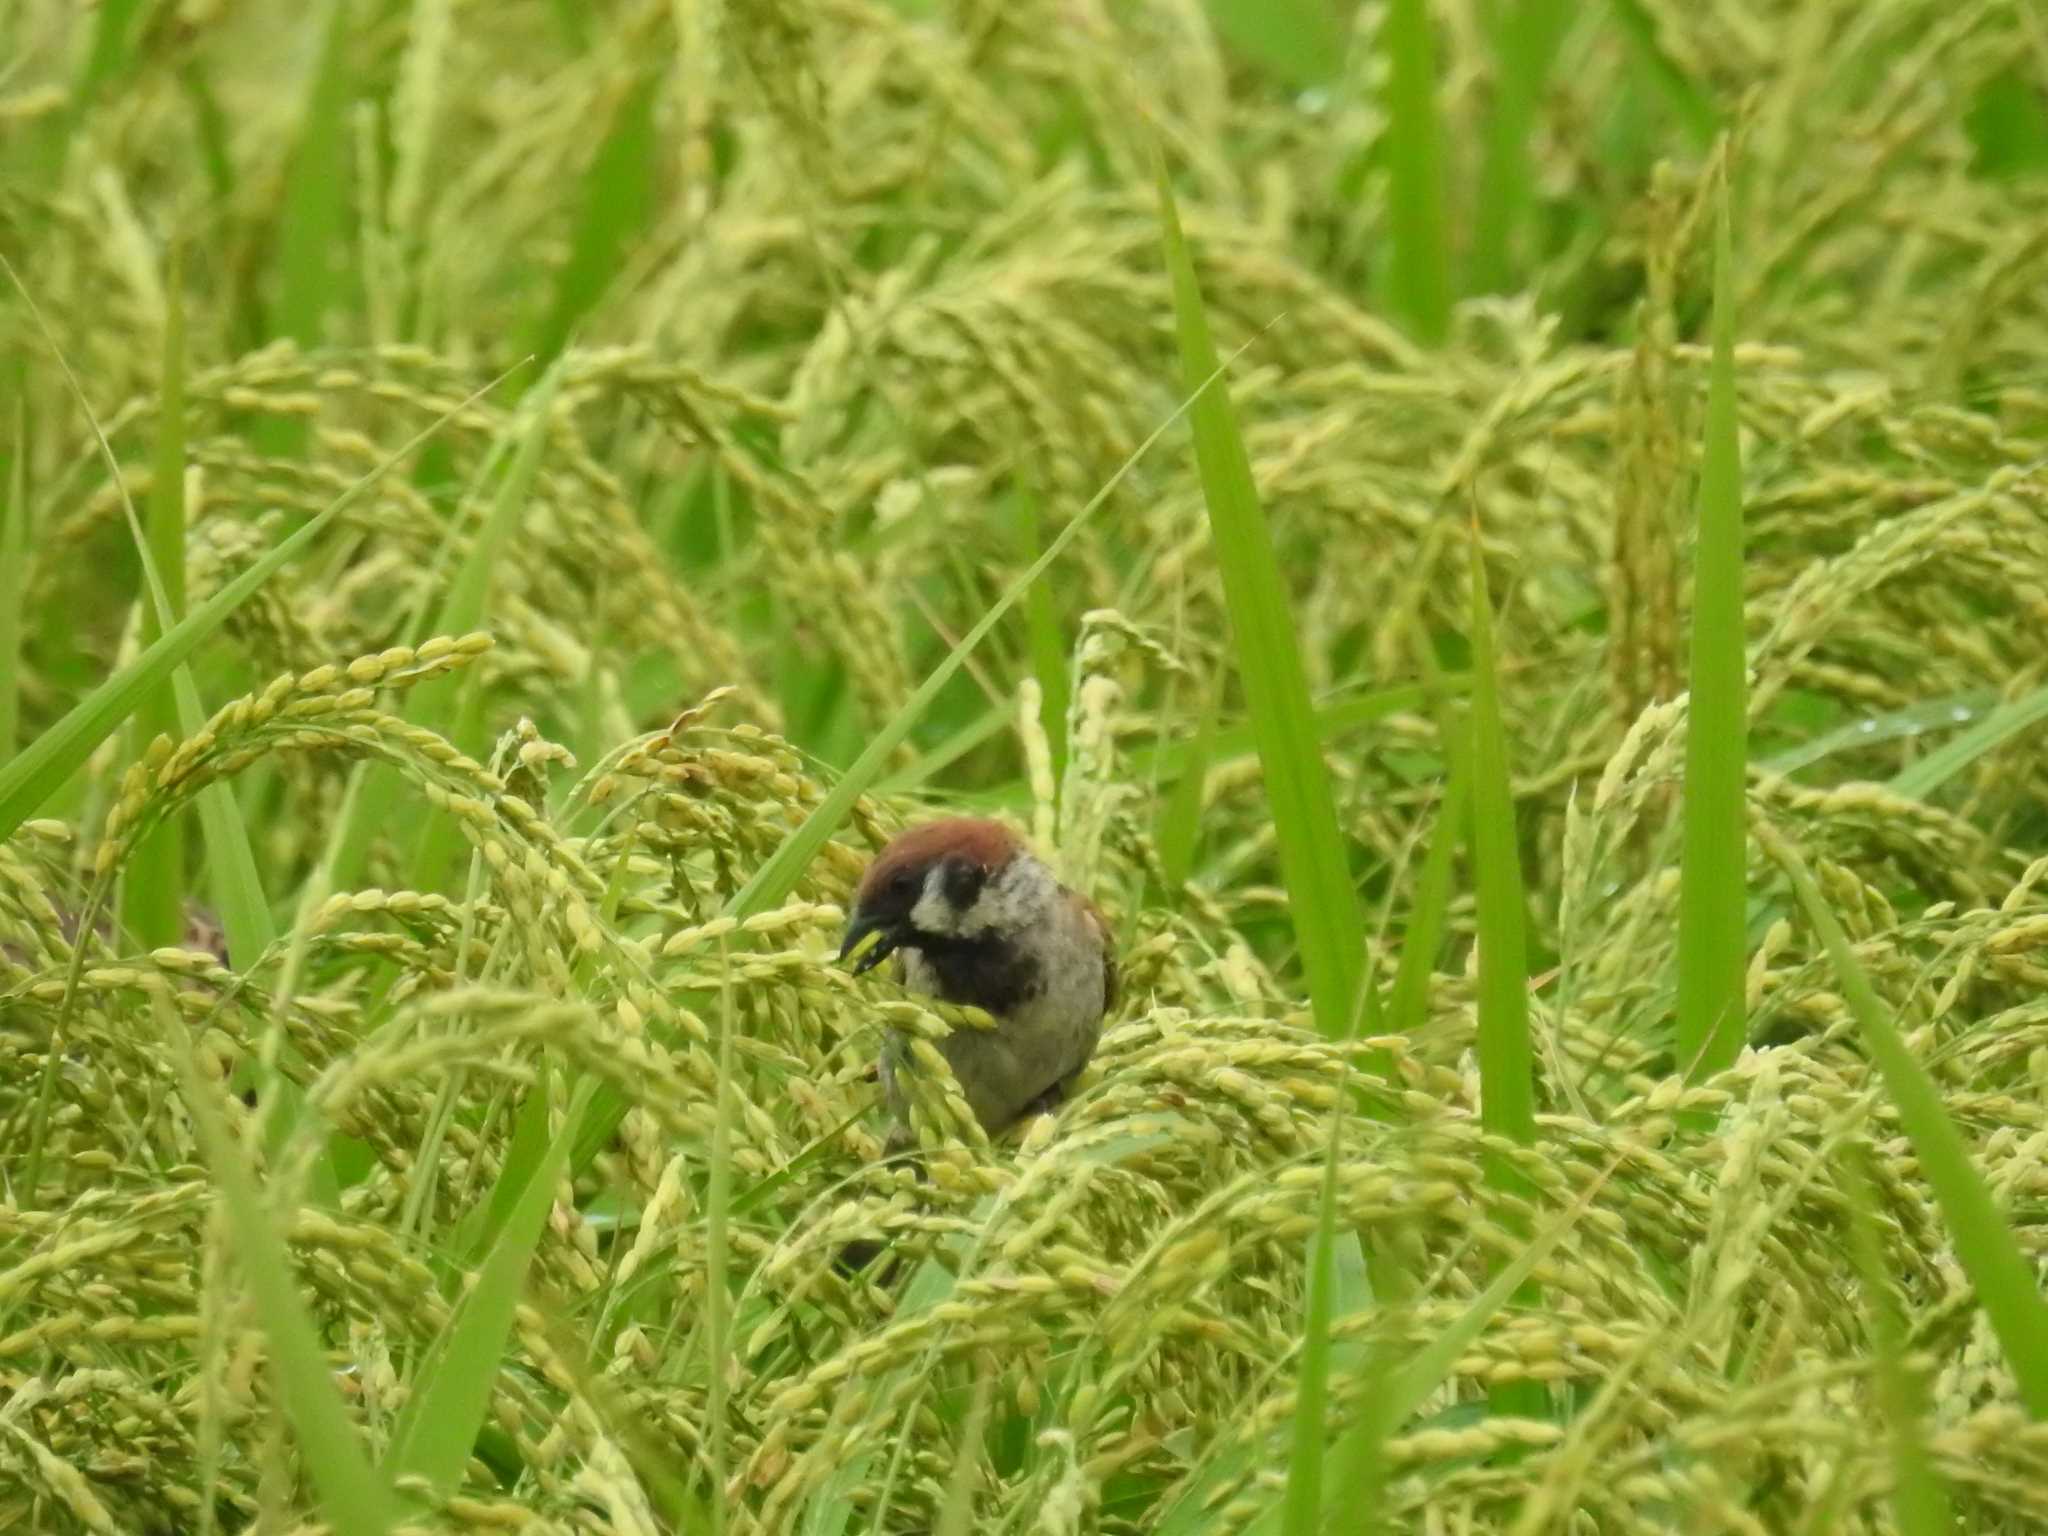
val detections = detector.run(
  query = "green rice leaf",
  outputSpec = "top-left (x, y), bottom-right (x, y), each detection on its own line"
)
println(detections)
top-left (1465, 533), bottom-right (1534, 1148)
top-left (1469, 0), bottom-right (1573, 294)
top-left (1155, 697), bottom-right (1216, 893)
top-left (1465, 525), bottom-right (1545, 1428)
top-left (1203, 0), bottom-right (1345, 89)
top-left (123, 248), bottom-right (190, 952)
top-left (704, 946), bottom-right (738, 1536)
top-left (1157, 159), bottom-right (1368, 1043)
top-left (0, 398), bottom-right (25, 762)
top-left (1379, 0), bottom-right (1452, 343)
top-left (77, 0), bottom-right (146, 105)
top-left (1015, 489), bottom-right (1072, 787)
top-left (406, 363), bottom-right (565, 891)
top-left (1673, 168), bottom-right (1748, 1084)
top-left (276, 0), bottom-right (355, 354)
top-left (1280, 1126), bottom-right (1345, 1535)
top-left (1385, 720), bottom-right (1469, 1042)
top-left (0, 362), bottom-right (516, 847)
top-left (1761, 689), bottom-right (1996, 778)
top-left (1842, 1150), bottom-right (1951, 1536)
top-left (1607, 0), bottom-right (1721, 147)
top-left (531, 70), bottom-right (659, 365)
top-left (1886, 681), bottom-right (2048, 801)
top-left (1770, 830), bottom-right (2048, 1418)
top-left (157, 994), bottom-right (401, 1536)
top-left (385, 1068), bottom-right (594, 1496)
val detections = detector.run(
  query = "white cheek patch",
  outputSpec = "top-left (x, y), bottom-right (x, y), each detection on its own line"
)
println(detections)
top-left (906, 855), bottom-right (1053, 938)
top-left (909, 868), bottom-right (957, 935)
top-left (955, 857), bottom-right (1052, 936)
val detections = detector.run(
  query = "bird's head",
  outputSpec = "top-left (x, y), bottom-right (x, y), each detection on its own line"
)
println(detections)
top-left (839, 817), bottom-right (1028, 975)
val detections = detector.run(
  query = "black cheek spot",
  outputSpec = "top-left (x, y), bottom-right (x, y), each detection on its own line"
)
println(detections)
top-left (941, 854), bottom-right (986, 910)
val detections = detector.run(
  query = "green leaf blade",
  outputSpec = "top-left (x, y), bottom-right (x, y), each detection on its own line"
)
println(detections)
top-left (1156, 162), bottom-right (1368, 1044)
top-left (1773, 838), bottom-right (2048, 1419)
top-left (0, 368), bottom-right (514, 846)
top-left (531, 72), bottom-right (659, 366)
top-left (1465, 538), bottom-right (1534, 1148)
top-left (1469, 0), bottom-right (1573, 294)
top-left (276, 0), bottom-right (355, 355)
top-left (1466, 531), bottom-right (1545, 1429)
top-left (1379, 0), bottom-right (1453, 343)
top-left (386, 1072), bottom-right (594, 1494)
top-left (124, 250), bottom-right (191, 952)
top-left (1673, 170), bottom-right (1748, 1084)
top-left (164, 998), bottom-right (401, 1536)
top-left (1203, 0), bottom-right (1344, 89)
top-left (0, 400), bottom-right (27, 762)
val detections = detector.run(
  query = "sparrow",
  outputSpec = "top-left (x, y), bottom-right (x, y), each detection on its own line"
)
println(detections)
top-left (839, 816), bottom-right (1116, 1141)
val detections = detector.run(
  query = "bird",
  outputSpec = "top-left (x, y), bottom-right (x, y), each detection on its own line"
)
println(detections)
top-left (838, 816), bottom-right (1116, 1143)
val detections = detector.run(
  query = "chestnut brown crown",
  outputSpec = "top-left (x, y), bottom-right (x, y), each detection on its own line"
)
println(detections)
top-left (840, 817), bottom-right (1025, 975)
top-left (853, 817), bottom-right (1020, 906)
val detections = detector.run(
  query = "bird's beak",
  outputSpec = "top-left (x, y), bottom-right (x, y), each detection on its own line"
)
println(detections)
top-left (839, 909), bottom-right (901, 976)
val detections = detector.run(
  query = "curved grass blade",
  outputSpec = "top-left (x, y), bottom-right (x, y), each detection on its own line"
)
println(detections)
top-left (873, 704), bottom-right (1012, 794)
top-left (1886, 681), bottom-right (2048, 801)
top-left (1766, 826), bottom-right (2048, 1417)
top-left (1760, 688), bottom-right (1996, 779)
top-left (0, 351), bottom-right (520, 846)
top-left (1158, 158), bottom-right (1368, 1045)
top-left (406, 361), bottom-right (566, 891)
top-left (155, 995), bottom-right (401, 1536)
top-left (385, 1067), bottom-right (596, 1495)
top-left (1842, 1150), bottom-right (1951, 1536)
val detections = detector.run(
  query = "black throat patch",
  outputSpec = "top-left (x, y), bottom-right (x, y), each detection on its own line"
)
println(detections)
top-left (903, 931), bottom-right (1044, 1017)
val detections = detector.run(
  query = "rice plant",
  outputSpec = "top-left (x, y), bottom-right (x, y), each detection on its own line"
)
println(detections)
top-left (3, 3), bottom-right (2047, 1533)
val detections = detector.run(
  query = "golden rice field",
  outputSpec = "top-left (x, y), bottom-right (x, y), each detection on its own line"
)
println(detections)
top-left (3, 2), bottom-right (2047, 1532)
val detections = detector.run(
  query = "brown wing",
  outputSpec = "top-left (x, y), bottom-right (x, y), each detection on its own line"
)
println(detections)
top-left (1079, 893), bottom-right (1119, 1015)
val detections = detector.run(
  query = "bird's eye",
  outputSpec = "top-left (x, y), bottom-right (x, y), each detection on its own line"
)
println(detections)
top-left (888, 868), bottom-right (917, 897)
